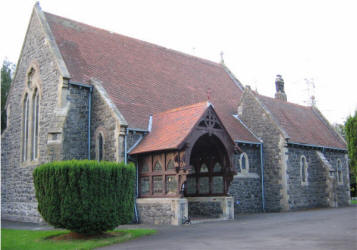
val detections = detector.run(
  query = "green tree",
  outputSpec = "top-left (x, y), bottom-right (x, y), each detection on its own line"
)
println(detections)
top-left (333, 123), bottom-right (346, 140)
top-left (1, 59), bottom-right (15, 133)
top-left (345, 110), bottom-right (357, 196)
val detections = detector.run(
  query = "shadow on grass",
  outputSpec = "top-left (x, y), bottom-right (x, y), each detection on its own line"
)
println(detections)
top-left (2, 228), bottom-right (156, 250)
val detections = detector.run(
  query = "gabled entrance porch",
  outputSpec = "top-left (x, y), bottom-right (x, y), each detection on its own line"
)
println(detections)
top-left (130, 102), bottom-right (239, 224)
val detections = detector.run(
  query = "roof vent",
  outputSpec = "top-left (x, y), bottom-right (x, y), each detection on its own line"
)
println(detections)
top-left (275, 74), bottom-right (287, 101)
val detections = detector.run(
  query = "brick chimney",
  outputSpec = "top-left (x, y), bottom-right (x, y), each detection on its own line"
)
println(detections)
top-left (275, 74), bottom-right (287, 101)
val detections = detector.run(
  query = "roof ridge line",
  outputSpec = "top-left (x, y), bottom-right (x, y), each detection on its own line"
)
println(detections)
top-left (257, 92), bottom-right (311, 109)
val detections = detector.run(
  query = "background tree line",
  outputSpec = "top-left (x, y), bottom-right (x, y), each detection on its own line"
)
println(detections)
top-left (1, 59), bottom-right (15, 133)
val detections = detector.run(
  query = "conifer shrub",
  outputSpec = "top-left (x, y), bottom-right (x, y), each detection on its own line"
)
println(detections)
top-left (33, 160), bottom-right (135, 234)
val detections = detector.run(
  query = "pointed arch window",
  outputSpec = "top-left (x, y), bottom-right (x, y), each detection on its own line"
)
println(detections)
top-left (240, 152), bottom-right (249, 174)
top-left (337, 159), bottom-right (343, 185)
top-left (300, 156), bottom-right (308, 185)
top-left (31, 89), bottom-right (39, 160)
top-left (22, 94), bottom-right (30, 162)
top-left (97, 132), bottom-right (104, 161)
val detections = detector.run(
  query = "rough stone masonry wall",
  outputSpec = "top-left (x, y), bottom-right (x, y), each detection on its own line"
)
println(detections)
top-left (238, 91), bottom-right (287, 212)
top-left (90, 87), bottom-right (123, 162)
top-left (287, 147), bottom-right (329, 210)
top-left (323, 151), bottom-right (350, 206)
top-left (1, 12), bottom-right (62, 222)
top-left (229, 144), bottom-right (263, 214)
top-left (62, 85), bottom-right (89, 160)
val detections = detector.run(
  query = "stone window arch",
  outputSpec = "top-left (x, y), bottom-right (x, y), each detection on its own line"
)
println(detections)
top-left (300, 155), bottom-right (308, 185)
top-left (31, 88), bottom-right (40, 160)
top-left (239, 152), bottom-right (249, 174)
top-left (96, 131), bottom-right (105, 161)
top-left (22, 93), bottom-right (30, 162)
top-left (337, 159), bottom-right (343, 185)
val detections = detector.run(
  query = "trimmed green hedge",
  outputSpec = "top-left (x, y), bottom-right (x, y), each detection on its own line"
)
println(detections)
top-left (33, 160), bottom-right (135, 234)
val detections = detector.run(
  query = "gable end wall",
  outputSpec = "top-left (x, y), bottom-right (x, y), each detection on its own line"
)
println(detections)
top-left (1, 11), bottom-right (64, 222)
top-left (238, 91), bottom-right (288, 212)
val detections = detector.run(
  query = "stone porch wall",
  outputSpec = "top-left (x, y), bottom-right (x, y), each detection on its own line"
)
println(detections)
top-left (186, 196), bottom-right (234, 220)
top-left (136, 198), bottom-right (188, 225)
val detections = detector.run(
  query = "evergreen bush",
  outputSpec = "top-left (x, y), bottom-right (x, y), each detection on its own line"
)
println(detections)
top-left (33, 160), bottom-right (135, 234)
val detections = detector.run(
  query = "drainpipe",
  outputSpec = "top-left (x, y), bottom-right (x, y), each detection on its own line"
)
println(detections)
top-left (126, 129), bottom-right (146, 224)
top-left (124, 128), bottom-right (128, 164)
top-left (68, 81), bottom-right (93, 160)
top-left (260, 143), bottom-right (265, 212)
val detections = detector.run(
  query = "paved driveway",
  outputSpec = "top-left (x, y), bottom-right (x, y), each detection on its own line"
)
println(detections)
top-left (99, 206), bottom-right (357, 250)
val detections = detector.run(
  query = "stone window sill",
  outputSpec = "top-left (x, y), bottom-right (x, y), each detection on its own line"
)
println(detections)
top-left (234, 173), bottom-right (259, 179)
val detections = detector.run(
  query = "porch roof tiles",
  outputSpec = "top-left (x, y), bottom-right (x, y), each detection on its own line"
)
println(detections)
top-left (130, 102), bottom-right (209, 154)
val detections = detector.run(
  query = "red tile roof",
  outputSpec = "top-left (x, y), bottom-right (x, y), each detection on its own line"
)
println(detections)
top-left (257, 94), bottom-right (346, 149)
top-left (130, 102), bottom-right (209, 154)
top-left (45, 12), bottom-right (259, 143)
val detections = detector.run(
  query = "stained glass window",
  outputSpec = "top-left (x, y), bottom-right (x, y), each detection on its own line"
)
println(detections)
top-left (199, 177), bottom-right (209, 194)
top-left (140, 177), bottom-right (150, 195)
top-left (153, 161), bottom-right (162, 171)
top-left (167, 159), bottom-right (175, 170)
top-left (153, 176), bottom-right (163, 193)
top-left (212, 176), bottom-right (224, 193)
top-left (213, 162), bottom-right (222, 172)
top-left (31, 89), bottom-right (39, 160)
top-left (22, 94), bottom-right (29, 162)
top-left (186, 176), bottom-right (196, 194)
top-left (200, 163), bottom-right (208, 173)
top-left (166, 175), bottom-right (177, 194)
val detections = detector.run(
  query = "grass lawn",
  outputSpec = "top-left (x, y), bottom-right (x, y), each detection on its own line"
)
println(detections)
top-left (351, 199), bottom-right (357, 205)
top-left (1, 228), bottom-right (156, 250)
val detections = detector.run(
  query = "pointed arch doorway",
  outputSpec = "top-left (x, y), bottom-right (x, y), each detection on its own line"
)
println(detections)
top-left (185, 133), bottom-right (231, 196)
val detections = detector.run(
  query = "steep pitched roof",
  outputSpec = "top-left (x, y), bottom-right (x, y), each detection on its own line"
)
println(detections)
top-left (257, 94), bottom-right (346, 149)
top-left (130, 102), bottom-right (209, 154)
top-left (44, 11), bottom-right (259, 143)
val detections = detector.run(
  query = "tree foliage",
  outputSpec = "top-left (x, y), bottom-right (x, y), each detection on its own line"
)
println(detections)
top-left (345, 111), bottom-right (357, 178)
top-left (33, 160), bottom-right (135, 235)
top-left (1, 59), bottom-right (15, 133)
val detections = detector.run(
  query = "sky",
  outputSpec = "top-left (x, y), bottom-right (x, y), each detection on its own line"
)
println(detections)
top-left (1, 0), bottom-right (356, 124)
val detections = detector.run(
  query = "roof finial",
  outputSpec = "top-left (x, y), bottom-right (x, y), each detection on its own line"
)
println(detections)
top-left (220, 51), bottom-right (224, 64)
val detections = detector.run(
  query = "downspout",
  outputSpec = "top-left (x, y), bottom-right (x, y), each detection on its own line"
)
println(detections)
top-left (126, 129), bottom-right (145, 224)
top-left (88, 87), bottom-right (92, 160)
top-left (260, 143), bottom-right (265, 212)
top-left (124, 128), bottom-right (128, 164)
top-left (68, 81), bottom-right (93, 160)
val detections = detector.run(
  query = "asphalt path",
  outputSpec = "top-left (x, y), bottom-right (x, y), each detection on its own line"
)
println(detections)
top-left (2, 206), bottom-right (356, 250)
top-left (100, 206), bottom-right (357, 250)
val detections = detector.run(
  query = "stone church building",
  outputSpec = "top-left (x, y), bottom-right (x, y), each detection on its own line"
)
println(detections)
top-left (1, 4), bottom-right (350, 224)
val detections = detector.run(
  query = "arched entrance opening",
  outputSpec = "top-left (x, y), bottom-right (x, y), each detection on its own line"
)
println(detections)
top-left (185, 133), bottom-right (231, 196)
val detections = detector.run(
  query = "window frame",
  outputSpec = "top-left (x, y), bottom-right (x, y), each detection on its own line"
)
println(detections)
top-left (96, 131), bottom-right (105, 161)
top-left (239, 152), bottom-right (249, 175)
top-left (337, 159), bottom-right (343, 185)
top-left (300, 155), bottom-right (308, 185)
